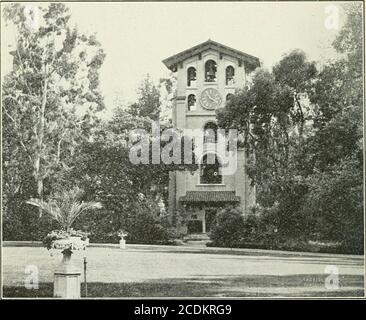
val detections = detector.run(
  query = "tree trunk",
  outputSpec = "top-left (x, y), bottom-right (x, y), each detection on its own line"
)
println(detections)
top-left (294, 93), bottom-right (305, 145)
top-left (37, 178), bottom-right (43, 201)
top-left (34, 75), bottom-right (48, 213)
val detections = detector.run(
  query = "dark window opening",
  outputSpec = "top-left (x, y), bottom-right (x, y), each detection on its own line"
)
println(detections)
top-left (226, 66), bottom-right (235, 85)
top-left (187, 67), bottom-right (197, 87)
top-left (204, 121), bottom-right (218, 143)
top-left (200, 153), bottom-right (222, 184)
top-left (187, 94), bottom-right (196, 111)
top-left (226, 93), bottom-right (234, 102)
top-left (205, 60), bottom-right (217, 82)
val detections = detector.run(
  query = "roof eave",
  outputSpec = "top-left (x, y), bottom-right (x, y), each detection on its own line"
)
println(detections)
top-left (162, 40), bottom-right (260, 72)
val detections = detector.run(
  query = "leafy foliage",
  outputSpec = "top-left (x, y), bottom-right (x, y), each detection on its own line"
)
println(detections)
top-left (3, 3), bottom-right (105, 239)
top-left (216, 4), bottom-right (363, 253)
top-left (26, 187), bottom-right (102, 232)
top-left (128, 75), bottom-right (161, 121)
top-left (42, 229), bottom-right (89, 250)
top-left (210, 207), bottom-right (245, 248)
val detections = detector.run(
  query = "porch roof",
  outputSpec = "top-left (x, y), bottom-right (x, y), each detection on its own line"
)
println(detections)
top-left (180, 191), bottom-right (240, 203)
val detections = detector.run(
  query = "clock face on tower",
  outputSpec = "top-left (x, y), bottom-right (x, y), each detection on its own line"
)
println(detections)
top-left (200, 88), bottom-right (222, 110)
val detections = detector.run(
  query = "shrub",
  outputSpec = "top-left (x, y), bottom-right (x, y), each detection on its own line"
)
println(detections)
top-left (123, 197), bottom-right (172, 245)
top-left (301, 156), bottom-right (364, 254)
top-left (126, 210), bottom-right (169, 244)
top-left (209, 207), bottom-right (245, 248)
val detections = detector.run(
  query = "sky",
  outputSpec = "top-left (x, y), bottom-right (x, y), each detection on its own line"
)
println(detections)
top-left (1, 1), bottom-right (348, 117)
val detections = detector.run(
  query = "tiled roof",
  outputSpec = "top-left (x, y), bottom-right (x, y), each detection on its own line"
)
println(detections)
top-left (162, 39), bottom-right (260, 72)
top-left (180, 191), bottom-right (240, 203)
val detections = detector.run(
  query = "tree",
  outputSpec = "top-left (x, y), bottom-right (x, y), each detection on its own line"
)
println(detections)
top-left (2, 3), bottom-right (105, 202)
top-left (2, 3), bottom-right (105, 240)
top-left (272, 50), bottom-right (317, 142)
top-left (332, 3), bottom-right (363, 80)
top-left (127, 75), bottom-right (161, 121)
top-left (217, 64), bottom-right (311, 210)
top-left (301, 3), bottom-right (363, 252)
top-left (308, 3), bottom-right (362, 170)
top-left (216, 3), bottom-right (363, 252)
top-left (66, 76), bottom-right (196, 243)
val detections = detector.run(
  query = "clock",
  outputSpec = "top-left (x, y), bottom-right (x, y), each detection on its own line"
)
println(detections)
top-left (200, 88), bottom-right (222, 110)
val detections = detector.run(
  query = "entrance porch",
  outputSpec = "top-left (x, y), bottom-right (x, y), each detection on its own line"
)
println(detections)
top-left (179, 191), bottom-right (240, 236)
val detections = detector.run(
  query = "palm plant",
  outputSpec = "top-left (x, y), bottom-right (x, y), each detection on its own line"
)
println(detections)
top-left (27, 187), bottom-right (102, 233)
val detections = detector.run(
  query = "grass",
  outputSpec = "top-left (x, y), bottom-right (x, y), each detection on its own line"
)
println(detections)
top-left (4, 274), bottom-right (364, 298)
top-left (3, 246), bottom-right (364, 298)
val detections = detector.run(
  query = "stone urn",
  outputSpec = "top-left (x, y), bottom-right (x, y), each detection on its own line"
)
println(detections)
top-left (118, 232), bottom-right (128, 249)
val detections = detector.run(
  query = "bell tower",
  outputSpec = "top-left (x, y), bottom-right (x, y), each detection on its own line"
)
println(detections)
top-left (162, 40), bottom-right (260, 236)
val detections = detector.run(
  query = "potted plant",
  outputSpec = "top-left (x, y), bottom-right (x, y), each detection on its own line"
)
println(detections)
top-left (27, 187), bottom-right (102, 298)
top-left (42, 229), bottom-right (90, 254)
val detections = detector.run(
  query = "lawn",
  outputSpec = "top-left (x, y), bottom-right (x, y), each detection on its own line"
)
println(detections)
top-left (2, 245), bottom-right (364, 298)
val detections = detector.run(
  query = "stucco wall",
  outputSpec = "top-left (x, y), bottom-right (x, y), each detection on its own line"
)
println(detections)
top-left (169, 46), bottom-right (255, 218)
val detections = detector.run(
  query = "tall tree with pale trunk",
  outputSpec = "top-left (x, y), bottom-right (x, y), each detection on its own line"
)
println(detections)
top-left (2, 3), bottom-right (105, 204)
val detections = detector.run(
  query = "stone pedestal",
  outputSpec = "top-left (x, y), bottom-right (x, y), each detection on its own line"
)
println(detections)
top-left (54, 250), bottom-right (81, 299)
top-left (119, 239), bottom-right (126, 249)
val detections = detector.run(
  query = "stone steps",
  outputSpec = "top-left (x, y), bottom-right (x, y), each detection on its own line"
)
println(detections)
top-left (184, 240), bottom-right (210, 247)
top-left (183, 233), bottom-right (210, 241)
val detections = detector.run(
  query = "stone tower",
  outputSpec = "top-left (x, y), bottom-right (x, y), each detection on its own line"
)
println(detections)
top-left (162, 40), bottom-right (260, 237)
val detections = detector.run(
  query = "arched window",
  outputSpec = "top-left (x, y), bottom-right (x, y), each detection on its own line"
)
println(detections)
top-left (200, 153), bottom-right (222, 184)
top-left (205, 60), bottom-right (217, 82)
top-left (226, 66), bottom-right (235, 85)
top-left (226, 93), bottom-right (234, 102)
top-left (187, 94), bottom-right (196, 111)
top-left (187, 67), bottom-right (196, 87)
top-left (203, 121), bottom-right (218, 143)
